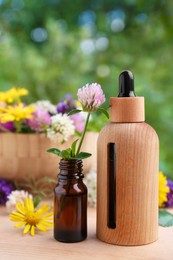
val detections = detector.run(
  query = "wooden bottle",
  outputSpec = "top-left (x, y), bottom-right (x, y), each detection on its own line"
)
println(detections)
top-left (97, 71), bottom-right (159, 246)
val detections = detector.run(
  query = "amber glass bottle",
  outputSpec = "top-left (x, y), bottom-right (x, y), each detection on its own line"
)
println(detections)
top-left (54, 159), bottom-right (87, 243)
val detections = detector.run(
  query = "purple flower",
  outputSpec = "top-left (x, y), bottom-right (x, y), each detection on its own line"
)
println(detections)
top-left (0, 178), bottom-right (15, 205)
top-left (165, 179), bottom-right (173, 207)
top-left (57, 94), bottom-right (76, 114)
top-left (0, 121), bottom-right (15, 132)
top-left (27, 108), bottom-right (51, 132)
top-left (77, 83), bottom-right (105, 112)
top-left (70, 113), bottom-right (85, 133)
top-left (57, 101), bottom-right (68, 114)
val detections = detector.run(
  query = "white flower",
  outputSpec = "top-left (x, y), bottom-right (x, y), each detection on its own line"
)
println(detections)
top-left (85, 169), bottom-right (97, 207)
top-left (6, 190), bottom-right (33, 213)
top-left (47, 113), bottom-right (75, 143)
top-left (32, 100), bottom-right (57, 115)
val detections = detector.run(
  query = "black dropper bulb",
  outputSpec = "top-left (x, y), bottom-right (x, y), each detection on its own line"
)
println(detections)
top-left (118, 70), bottom-right (136, 97)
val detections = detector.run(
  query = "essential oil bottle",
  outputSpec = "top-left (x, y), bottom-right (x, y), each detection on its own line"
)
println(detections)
top-left (97, 71), bottom-right (159, 246)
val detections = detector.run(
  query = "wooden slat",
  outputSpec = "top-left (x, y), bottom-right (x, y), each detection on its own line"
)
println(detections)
top-left (17, 134), bottom-right (29, 158)
top-left (2, 133), bottom-right (17, 158)
top-left (29, 134), bottom-right (40, 157)
top-left (0, 132), bottom-right (98, 180)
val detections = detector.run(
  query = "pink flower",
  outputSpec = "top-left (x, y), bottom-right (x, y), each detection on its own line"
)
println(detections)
top-left (27, 108), bottom-right (51, 132)
top-left (70, 113), bottom-right (85, 133)
top-left (77, 83), bottom-right (105, 112)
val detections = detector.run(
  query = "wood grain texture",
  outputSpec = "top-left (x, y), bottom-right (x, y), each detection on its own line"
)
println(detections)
top-left (0, 206), bottom-right (173, 260)
top-left (97, 122), bottom-right (159, 246)
top-left (110, 97), bottom-right (145, 122)
top-left (0, 132), bottom-right (98, 180)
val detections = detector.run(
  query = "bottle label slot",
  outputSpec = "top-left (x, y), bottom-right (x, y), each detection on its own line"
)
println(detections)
top-left (107, 143), bottom-right (116, 229)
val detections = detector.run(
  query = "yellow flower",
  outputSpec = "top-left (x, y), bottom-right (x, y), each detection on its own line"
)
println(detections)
top-left (0, 87), bottom-right (28, 104)
top-left (10, 198), bottom-right (53, 236)
top-left (159, 171), bottom-right (170, 207)
top-left (0, 103), bottom-right (35, 123)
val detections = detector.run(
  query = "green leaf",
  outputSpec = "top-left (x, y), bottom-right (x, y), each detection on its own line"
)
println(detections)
top-left (61, 149), bottom-right (71, 159)
top-left (47, 148), bottom-right (61, 157)
top-left (66, 148), bottom-right (72, 153)
top-left (68, 109), bottom-right (82, 116)
top-left (159, 209), bottom-right (173, 227)
top-left (33, 196), bottom-right (41, 208)
top-left (71, 139), bottom-right (79, 156)
top-left (74, 130), bottom-right (81, 136)
top-left (98, 108), bottom-right (109, 119)
top-left (76, 152), bottom-right (92, 159)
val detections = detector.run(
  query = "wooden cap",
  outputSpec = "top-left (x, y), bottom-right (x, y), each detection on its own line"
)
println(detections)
top-left (110, 97), bottom-right (145, 123)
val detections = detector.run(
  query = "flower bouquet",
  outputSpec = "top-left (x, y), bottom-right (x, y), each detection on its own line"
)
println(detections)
top-left (0, 87), bottom-right (99, 180)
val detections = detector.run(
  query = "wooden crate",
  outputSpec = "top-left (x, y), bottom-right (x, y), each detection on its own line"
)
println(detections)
top-left (0, 132), bottom-right (98, 180)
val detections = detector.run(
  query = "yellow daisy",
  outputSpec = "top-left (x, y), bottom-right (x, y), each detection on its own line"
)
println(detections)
top-left (159, 171), bottom-right (170, 207)
top-left (0, 87), bottom-right (28, 104)
top-left (0, 103), bottom-right (35, 123)
top-left (10, 198), bottom-right (53, 236)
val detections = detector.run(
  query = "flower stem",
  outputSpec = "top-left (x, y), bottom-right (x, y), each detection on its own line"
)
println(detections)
top-left (14, 121), bottom-right (21, 133)
top-left (76, 112), bottom-right (90, 156)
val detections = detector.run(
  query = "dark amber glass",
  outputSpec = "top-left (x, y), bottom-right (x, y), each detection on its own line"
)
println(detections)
top-left (54, 159), bottom-right (87, 243)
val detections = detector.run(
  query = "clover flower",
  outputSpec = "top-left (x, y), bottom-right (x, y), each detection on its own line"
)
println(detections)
top-left (0, 178), bottom-right (15, 205)
top-left (70, 113), bottom-right (85, 133)
top-left (47, 113), bottom-right (75, 143)
top-left (77, 83), bottom-right (105, 112)
top-left (6, 190), bottom-right (33, 213)
top-left (159, 171), bottom-right (170, 207)
top-left (47, 83), bottom-right (108, 160)
top-left (32, 100), bottom-right (57, 115)
top-left (27, 108), bottom-right (51, 132)
top-left (10, 197), bottom-right (53, 236)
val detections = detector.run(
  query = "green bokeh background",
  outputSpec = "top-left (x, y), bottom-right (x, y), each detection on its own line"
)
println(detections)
top-left (0, 0), bottom-right (172, 178)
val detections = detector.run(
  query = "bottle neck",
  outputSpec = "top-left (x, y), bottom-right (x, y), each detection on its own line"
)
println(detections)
top-left (58, 159), bottom-right (84, 180)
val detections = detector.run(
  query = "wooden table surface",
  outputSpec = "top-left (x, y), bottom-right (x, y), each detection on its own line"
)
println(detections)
top-left (0, 206), bottom-right (173, 260)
